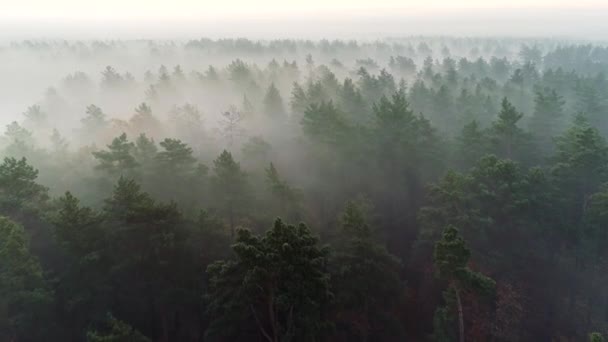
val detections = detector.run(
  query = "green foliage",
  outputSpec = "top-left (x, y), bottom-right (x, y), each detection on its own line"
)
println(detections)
top-left (290, 82), bottom-right (308, 115)
top-left (456, 120), bottom-right (486, 169)
top-left (3, 121), bottom-right (36, 158)
top-left (81, 105), bottom-right (107, 137)
top-left (156, 138), bottom-right (196, 172)
top-left (263, 82), bottom-right (286, 118)
top-left (434, 226), bottom-right (471, 281)
top-left (0, 216), bottom-right (52, 341)
top-left (6, 38), bottom-right (608, 342)
top-left (87, 314), bottom-right (150, 342)
top-left (206, 219), bottom-right (331, 341)
top-left (211, 150), bottom-right (250, 236)
top-left (53, 191), bottom-right (103, 256)
top-left (130, 103), bottom-right (161, 135)
top-left (50, 128), bottom-right (69, 154)
top-left (339, 78), bottom-right (367, 122)
top-left (92, 133), bottom-right (139, 177)
top-left (265, 163), bottom-right (302, 221)
top-left (133, 133), bottom-right (157, 167)
top-left (302, 101), bottom-right (350, 146)
top-left (372, 91), bottom-right (442, 180)
top-left (433, 226), bottom-right (495, 342)
top-left (340, 199), bottom-right (373, 239)
top-left (590, 332), bottom-right (605, 342)
top-left (529, 88), bottom-right (566, 154)
top-left (0, 157), bottom-right (49, 217)
top-left (432, 306), bottom-right (454, 342)
top-left (329, 200), bottom-right (405, 340)
top-left (552, 114), bottom-right (608, 226)
top-left (553, 114), bottom-right (608, 184)
top-left (22, 104), bottom-right (47, 127)
top-left (242, 136), bottom-right (272, 168)
top-left (489, 98), bottom-right (530, 161)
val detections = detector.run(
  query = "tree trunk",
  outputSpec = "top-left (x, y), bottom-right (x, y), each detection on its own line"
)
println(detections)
top-left (454, 286), bottom-right (465, 342)
top-left (250, 304), bottom-right (273, 342)
top-left (268, 293), bottom-right (279, 342)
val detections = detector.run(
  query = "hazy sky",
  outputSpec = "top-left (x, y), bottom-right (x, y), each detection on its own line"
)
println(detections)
top-left (2, 0), bottom-right (608, 39)
top-left (4, 0), bottom-right (608, 19)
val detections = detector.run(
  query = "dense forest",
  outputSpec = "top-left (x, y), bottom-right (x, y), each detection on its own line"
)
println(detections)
top-left (2, 37), bottom-right (608, 341)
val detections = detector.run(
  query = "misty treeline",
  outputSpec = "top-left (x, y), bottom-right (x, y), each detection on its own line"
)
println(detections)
top-left (2, 37), bottom-right (608, 341)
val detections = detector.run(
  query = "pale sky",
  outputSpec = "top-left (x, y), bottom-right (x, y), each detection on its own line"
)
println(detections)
top-left (3, 0), bottom-right (608, 20)
top-left (2, 0), bottom-right (608, 39)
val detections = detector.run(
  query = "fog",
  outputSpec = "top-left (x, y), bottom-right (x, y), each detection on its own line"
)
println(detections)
top-left (3, 7), bottom-right (608, 41)
top-left (4, 2), bottom-right (608, 342)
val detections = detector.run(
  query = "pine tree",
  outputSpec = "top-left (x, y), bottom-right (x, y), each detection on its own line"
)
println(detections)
top-left (129, 103), bottom-right (161, 136)
top-left (50, 128), bottom-right (69, 154)
top-left (4, 121), bottom-right (35, 157)
top-left (529, 88), bottom-right (565, 157)
top-left (456, 120), bottom-right (486, 168)
top-left (302, 101), bottom-right (350, 146)
top-left (265, 163), bottom-right (301, 221)
top-left (206, 219), bottom-right (331, 342)
top-left (211, 151), bottom-right (250, 237)
top-left (22, 104), bottom-right (47, 129)
top-left (330, 200), bottom-right (404, 340)
top-left (0, 157), bottom-right (49, 218)
top-left (81, 104), bottom-right (107, 138)
top-left (489, 98), bottom-right (530, 161)
top-left (0, 216), bottom-right (52, 341)
top-left (552, 114), bottom-right (608, 223)
top-left (220, 106), bottom-right (245, 148)
top-left (92, 133), bottom-right (139, 177)
top-left (290, 82), bottom-right (308, 116)
top-left (102, 178), bottom-right (198, 341)
top-left (434, 226), bottom-right (495, 342)
top-left (339, 78), bottom-right (367, 123)
top-left (133, 133), bottom-right (157, 168)
top-left (263, 83), bottom-right (286, 119)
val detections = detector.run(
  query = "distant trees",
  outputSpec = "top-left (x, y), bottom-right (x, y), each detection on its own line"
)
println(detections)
top-left (22, 104), bottom-right (47, 129)
top-left (220, 106), bottom-right (245, 148)
top-left (130, 103), bottom-right (162, 137)
top-left (101, 66), bottom-right (124, 89)
top-left (263, 83), bottom-right (286, 119)
top-left (5, 37), bottom-right (608, 342)
top-left (529, 88), bottom-right (566, 156)
top-left (168, 104), bottom-right (205, 146)
top-left (81, 104), bottom-right (107, 140)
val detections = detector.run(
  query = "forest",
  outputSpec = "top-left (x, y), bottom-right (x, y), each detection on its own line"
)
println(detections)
top-left (2, 37), bottom-right (608, 341)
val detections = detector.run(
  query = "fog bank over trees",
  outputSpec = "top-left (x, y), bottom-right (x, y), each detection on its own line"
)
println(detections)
top-left (3, 35), bottom-right (608, 341)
